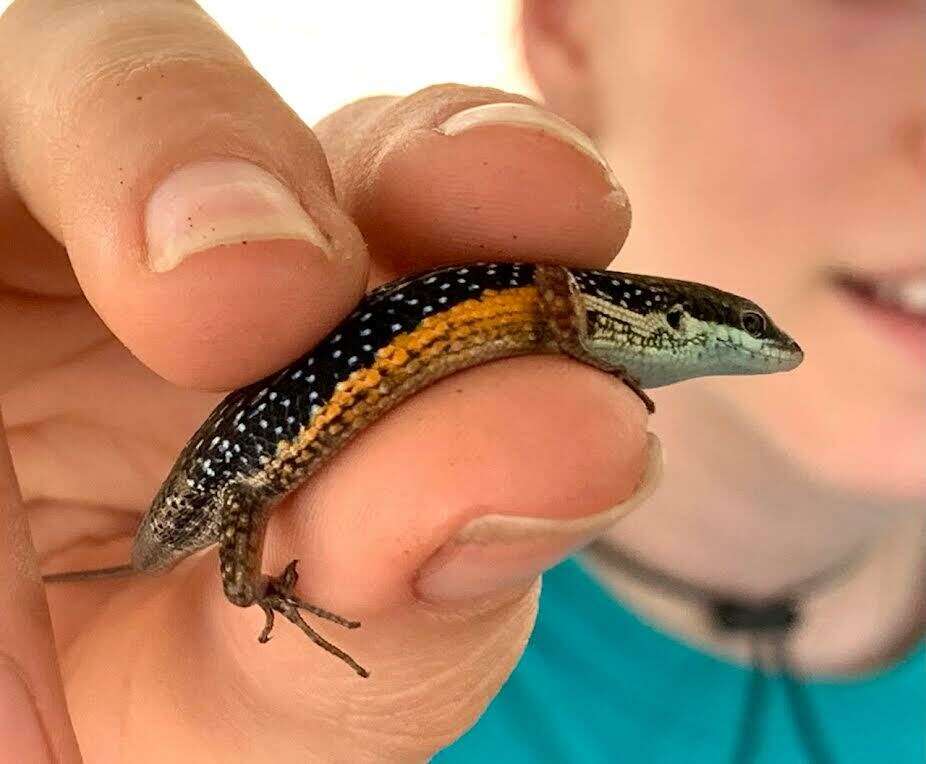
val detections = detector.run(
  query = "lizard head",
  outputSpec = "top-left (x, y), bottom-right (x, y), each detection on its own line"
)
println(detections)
top-left (572, 269), bottom-right (804, 388)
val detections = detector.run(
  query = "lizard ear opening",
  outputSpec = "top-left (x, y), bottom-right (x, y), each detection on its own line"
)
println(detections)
top-left (666, 305), bottom-right (685, 331)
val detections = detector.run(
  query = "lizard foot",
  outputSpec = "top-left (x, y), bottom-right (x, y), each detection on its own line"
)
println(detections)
top-left (256, 559), bottom-right (369, 678)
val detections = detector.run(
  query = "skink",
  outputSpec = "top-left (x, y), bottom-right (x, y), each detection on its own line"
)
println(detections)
top-left (44, 262), bottom-right (803, 677)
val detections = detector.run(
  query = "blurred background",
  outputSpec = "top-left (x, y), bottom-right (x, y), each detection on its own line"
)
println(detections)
top-left (0, 2), bottom-right (531, 122)
top-left (202, 2), bottom-right (531, 122)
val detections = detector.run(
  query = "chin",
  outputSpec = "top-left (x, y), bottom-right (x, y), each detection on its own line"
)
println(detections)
top-left (762, 396), bottom-right (926, 504)
top-left (793, 436), bottom-right (926, 503)
top-left (711, 365), bottom-right (926, 504)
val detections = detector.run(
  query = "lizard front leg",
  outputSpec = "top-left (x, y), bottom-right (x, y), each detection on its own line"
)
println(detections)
top-left (533, 265), bottom-right (656, 414)
top-left (217, 483), bottom-right (369, 677)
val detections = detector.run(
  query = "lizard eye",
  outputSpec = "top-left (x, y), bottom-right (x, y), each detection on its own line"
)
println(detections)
top-left (666, 305), bottom-right (685, 331)
top-left (741, 310), bottom-right (767, 338)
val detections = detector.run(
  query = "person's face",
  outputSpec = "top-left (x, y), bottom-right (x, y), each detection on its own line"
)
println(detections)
top-left (522, 0), bottom-right (926, 499)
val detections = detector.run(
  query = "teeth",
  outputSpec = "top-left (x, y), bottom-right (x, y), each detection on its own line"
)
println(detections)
top-left (874, 277), bottom-right (926, 315)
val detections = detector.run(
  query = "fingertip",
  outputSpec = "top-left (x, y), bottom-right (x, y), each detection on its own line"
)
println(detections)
top-left (362, 124), bottom-right (629, 272)
top-left (0, 4), bottom-right (373, 391)
top-left (116, 238), bottom-right (367, 390)
top-left (322, 89), bottom-right (631, 273)
top-left (264, 357), bottom-right (651, 613)
top-left (66, 160), bottom-right (369, 390)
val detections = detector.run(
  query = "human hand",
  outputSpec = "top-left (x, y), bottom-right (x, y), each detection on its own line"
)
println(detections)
top-left (0, 1), bottom-right (657, 761)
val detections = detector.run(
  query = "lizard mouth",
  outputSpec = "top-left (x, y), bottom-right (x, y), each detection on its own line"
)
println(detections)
top-left (751, 334), bottom-right (802, 373)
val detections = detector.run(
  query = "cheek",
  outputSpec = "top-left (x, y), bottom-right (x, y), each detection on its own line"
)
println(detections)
top-left (712, 353), bottom-right (926, 501)
top-left (708, 275), bottom-right (926, 500)
top-left (587, 2), bottom-right (925, 500)
top-left (599, 72), bottom-right (826, 298)
top-left (748, 396), bottom-right (925, 501)
top-left (595, 4), bottom-right (920, 286)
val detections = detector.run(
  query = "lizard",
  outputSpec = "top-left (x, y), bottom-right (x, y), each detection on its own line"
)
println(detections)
top-left (43, 261), bottom-right (804, 678)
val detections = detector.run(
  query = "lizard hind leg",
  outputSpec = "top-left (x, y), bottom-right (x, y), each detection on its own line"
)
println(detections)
top-left (217, 484), bottom-right (369, 677)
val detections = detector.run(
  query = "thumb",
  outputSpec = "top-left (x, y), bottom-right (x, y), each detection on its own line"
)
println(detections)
top-left (0, 411), bottom-right (82, 763)
top-left (236, 360), bottom-right (662, 760)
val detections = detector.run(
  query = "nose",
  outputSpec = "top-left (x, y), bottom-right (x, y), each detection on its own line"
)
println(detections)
top-left (784, 338), bottom-right (804, 370)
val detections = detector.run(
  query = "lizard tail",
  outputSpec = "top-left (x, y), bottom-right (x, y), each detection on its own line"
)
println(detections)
top-left (42, 564), bottom-right (136, 583)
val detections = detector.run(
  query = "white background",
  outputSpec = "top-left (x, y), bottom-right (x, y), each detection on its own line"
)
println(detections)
top-left (0, 1), bottom-right (532, 124)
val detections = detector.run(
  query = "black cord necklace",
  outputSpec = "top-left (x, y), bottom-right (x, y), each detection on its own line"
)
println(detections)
top-left (584, 539), bottom-right (870, 764)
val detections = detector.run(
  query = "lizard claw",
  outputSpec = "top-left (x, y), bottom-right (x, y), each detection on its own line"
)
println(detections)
top-left (256, 560), bottom-right (369, 677)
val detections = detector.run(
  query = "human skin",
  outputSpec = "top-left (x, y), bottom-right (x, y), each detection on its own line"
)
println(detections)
top-left (521, 0), bottom-right (926, 673)
top-left (3, 2), bottom-right (922, 762)
top-left (0, 2), bottom-right (659, 762)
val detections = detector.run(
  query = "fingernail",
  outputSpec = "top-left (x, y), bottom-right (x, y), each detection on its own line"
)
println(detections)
top-left (0, 657), bottom-right (52, 763)
top-left (417, 433), bottom-right (663, 602)
top-left (436, 102), bottom-right (618, 189)
top-left (145, 159), bottom-right (331, 273)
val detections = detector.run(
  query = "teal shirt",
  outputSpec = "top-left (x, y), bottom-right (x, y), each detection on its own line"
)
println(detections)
top-left (435, 559), bottom-right (925, 763)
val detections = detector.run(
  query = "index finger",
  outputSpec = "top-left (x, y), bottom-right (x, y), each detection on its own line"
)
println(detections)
top-left (0, 412), bottom-right (81, 763)
top-left (0, 0), bottom-right (368, 390)
top-left (315, 85), bottom-right (632, 280)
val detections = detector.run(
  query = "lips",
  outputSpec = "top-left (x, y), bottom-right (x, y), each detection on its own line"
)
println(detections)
top-left (831, 268), bottom-right (926, 363)
top-left (833, 269), bottom-right (926, 316)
